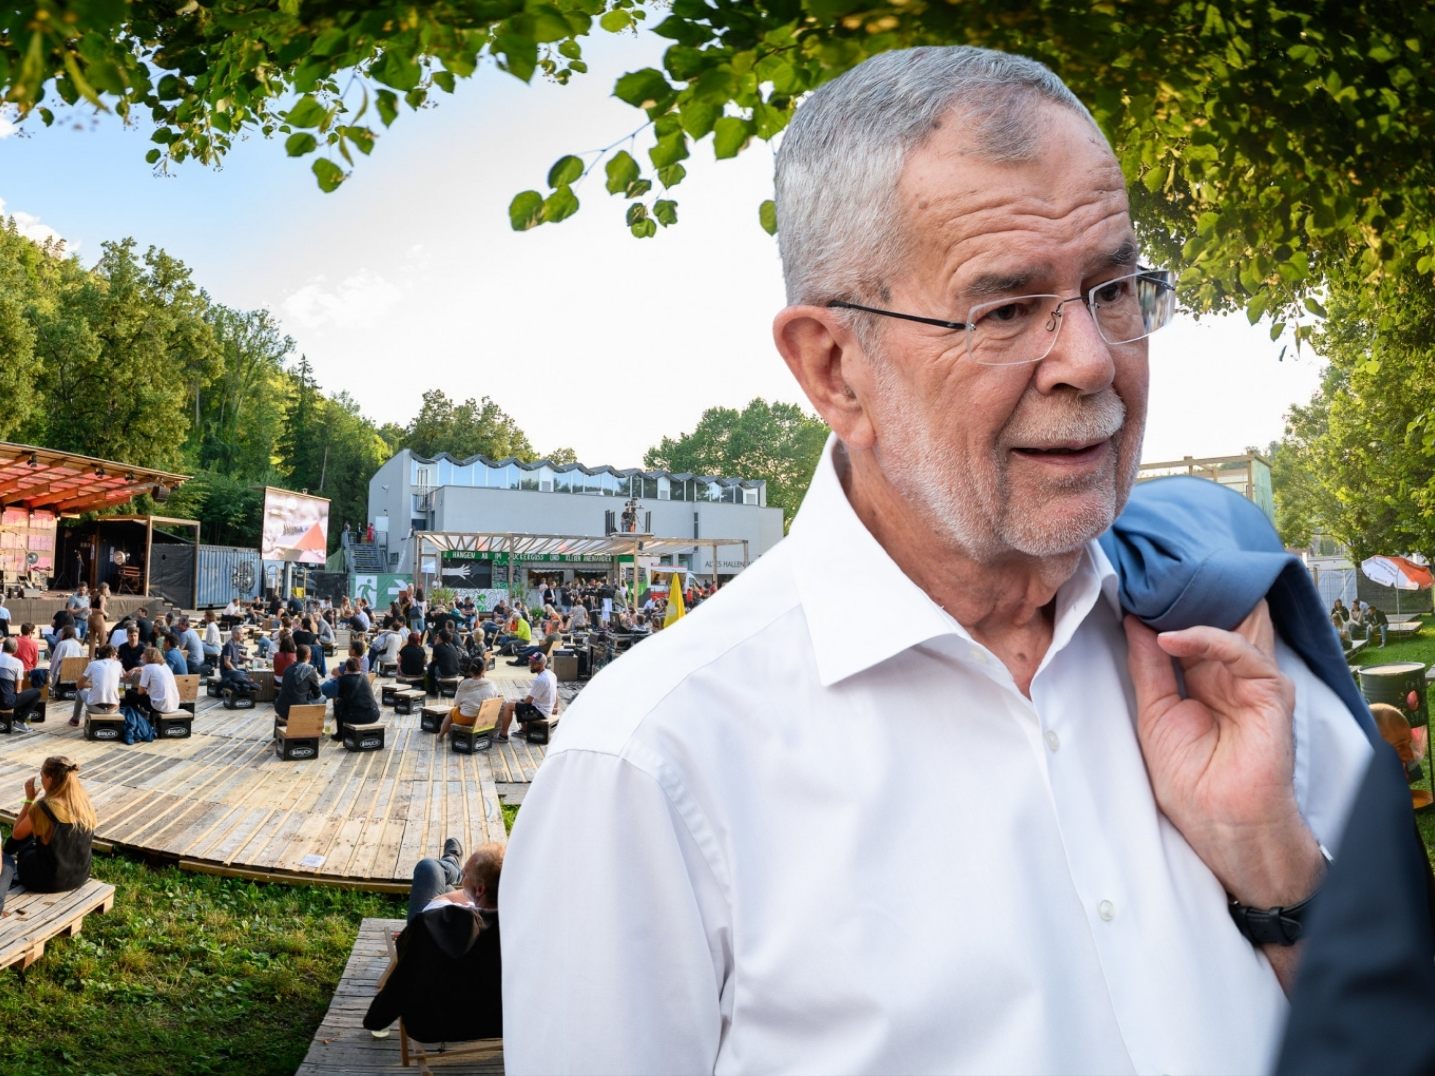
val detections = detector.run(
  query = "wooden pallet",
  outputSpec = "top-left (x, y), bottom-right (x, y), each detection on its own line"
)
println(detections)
top-left (295, 917), bottom-right (503, 1074)
top-left (0, 879), bottom-right (117, 971)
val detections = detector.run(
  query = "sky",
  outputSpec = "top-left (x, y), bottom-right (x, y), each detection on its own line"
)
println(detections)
top-left (0, 28), bottom-right (1325, 471)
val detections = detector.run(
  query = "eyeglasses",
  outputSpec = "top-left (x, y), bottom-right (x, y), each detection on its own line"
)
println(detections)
top-left (828, 268), bottom-right (1177, 366)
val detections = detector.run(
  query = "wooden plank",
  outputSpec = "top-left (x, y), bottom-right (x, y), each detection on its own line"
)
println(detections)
top-left (0, 880), bottom-right (116, 972)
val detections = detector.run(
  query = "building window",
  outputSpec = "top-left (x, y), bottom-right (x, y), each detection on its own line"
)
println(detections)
top-left (657, 476), bottom-right (670, 500)
top-left (743, 487), bottom-right (758, 505)
top-left (415, 464), bottom-right (435, 489)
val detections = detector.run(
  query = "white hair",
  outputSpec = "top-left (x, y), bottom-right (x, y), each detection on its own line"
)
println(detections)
top-left (774, 46), bottom-right (1103, 308)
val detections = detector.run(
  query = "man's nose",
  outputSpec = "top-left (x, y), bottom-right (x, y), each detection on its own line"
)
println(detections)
top-left (1033, 298), bottom-right (1117, 396)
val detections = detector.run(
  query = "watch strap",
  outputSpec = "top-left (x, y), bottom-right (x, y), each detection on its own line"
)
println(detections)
top-left (1227, 843), bottom-right (1333, 947)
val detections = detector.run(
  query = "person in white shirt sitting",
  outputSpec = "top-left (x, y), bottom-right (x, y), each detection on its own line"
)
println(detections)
top-left (496, 652), bottom-right (558, 742)
top-left (437, 664), bottom-right (501, 742)
top-left (50, 627), bottom-right (85, 669)
top-left (125, 647), bottom-right (179, 718)
top-left (69, 644), bottom-right (124, 727)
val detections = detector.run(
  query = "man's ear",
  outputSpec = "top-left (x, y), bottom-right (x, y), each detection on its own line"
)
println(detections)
top-left (772, 306), bottom-right (877, 450)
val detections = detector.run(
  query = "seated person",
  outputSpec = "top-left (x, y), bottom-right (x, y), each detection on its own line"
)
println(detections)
top-left (0, 756), bottom-right (95, 915)
top-left (495, 613), bottom-right (532, 656)
top-left (508, 632), bottom-right (558, 666)
top-left (217, 629), bottom-right (257, 688)
top-left (566, 602), bottom-right (590, 632)
top-left (0, 637), bottom-right (40, 730)
top-left (14, 622), bottom-right (42, 689)
top-left (426, 630), bottom-right (462, 695)
top-left (364, 840), bottom-right (504, 1043)
top-left (346, 638), bottom-right (370, 675)
top-left (117, 625), bottom-right (147, 672)
top-left (272, 632), bottom-right (298, 677)
top-left (51, 625), bottom-right (85, 671)
top-left (46, 606), bottom-right (75, 650)
top-left (1368, 603), bottom-right (1389, 646)
top-left (332, 657), bottom-right (380, 739)
top-left (496, 652), bottom-right (558, 742)
top-left (164, 632), bottom-right (190, 678)
top-left (274, 644), bottom-right (322, 720)
top-left (1331, 613), bottom-right (1352, 645)
top-left (125, 647), bottom-right (179, 718)
top-left (70, 644), bottom-right (124, 727)
top-left (201, 610), bottom-right (223, 662)
top-left (368, 618), bottom-right (402, 670)
top-left (398, 634), bottom-right (428, 679)
top-left (437, 664), bottom-right (500, 741)
top-left (107, 616), bottom-right (134, 649)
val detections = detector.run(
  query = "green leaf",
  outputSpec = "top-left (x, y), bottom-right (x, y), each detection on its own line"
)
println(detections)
top-left (599, 9), bottom-right (632, 32)
top-left (286, 95), bottom-right (326, 128)
top-left (527, 5), bottom-right (575, 43)
top-left (631, 218), bottom-right (658, 238)
top-left (375, 89), bottom-right (399, 127)
top-left (626, 202), bottom-right (648, 227)
top-left (712, 116), bottom-right (750, 159)
top-left (372, 49), bottom-right (422, 92)
top-left (1269, 320), bottom-right (1285, 341)
top-left (542, 186), bottom-right (580, 223)
top-left (144, 147), bottom-right (163, 164)
top-left (679, 100), bottom-right (719, 139)
top-left (758, 199), bottom-right (777, 236)
top-left (653, 199), bottom-right (678, 226)
top-left (656, 163), bottom-right (686, 188)
top-left (284, 131), bottom-right (318, 156)
top-left (649, 130), bottom-right (689, 169)
top-left (1304, 296), bottom-right (1328, 318)
top-left (604, 150), bottom-right (640, 195)
top-left (432, 70), bottom-right (456, 94)
top-left (509, 189), bottom-right (545, 231)
top-left (614, 68), bottom-right (676, 113)
top-left (547, 154), bottom-right (584, 187)
top-left (311, 158), bottom-right (345, 193)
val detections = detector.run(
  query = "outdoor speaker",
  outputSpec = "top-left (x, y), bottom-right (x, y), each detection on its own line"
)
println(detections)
top-left (152, 484), bottom-right (170, 502)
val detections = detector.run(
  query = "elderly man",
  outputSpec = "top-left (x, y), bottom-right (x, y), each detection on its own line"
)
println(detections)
top-left (500, 47), bottom-right (1386, 1074)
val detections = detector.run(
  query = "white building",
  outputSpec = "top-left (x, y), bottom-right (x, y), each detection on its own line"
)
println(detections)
top-left (367, 449), bottom-right (786, 583)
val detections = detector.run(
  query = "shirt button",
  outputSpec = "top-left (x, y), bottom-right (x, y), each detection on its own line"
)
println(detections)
top-left (1098, 900), bottom-right (1116, 922)
top-left (1044, 730), bottom-right (1060, 752)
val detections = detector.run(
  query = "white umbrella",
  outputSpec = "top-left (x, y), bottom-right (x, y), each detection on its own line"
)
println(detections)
top-left (1360, 555), bottom-right (1435, 614)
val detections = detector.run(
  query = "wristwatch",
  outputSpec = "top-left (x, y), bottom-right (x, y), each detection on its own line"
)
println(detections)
top-left (1227, 844), bottom-right (1333, 947)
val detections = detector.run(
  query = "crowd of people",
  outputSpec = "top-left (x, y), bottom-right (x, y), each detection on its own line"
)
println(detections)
top-left (1330, 597), bottom-right (1391, 647)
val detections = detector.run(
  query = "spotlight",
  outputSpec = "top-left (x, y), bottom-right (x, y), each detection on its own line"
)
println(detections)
top-left (124, 471), bottom-right (136, 482)
top-left (94, 466), bottom-right (107, 478)
top-left (26, 453), bottom-right (38, 468)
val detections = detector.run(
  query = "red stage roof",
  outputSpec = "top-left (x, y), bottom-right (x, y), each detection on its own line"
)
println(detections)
top-left (0, 443), bottom-right (189, 515)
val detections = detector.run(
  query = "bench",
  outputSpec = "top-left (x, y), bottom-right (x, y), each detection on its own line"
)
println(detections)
top-left (84, 705), bottom-right (125, 742)
top-left (393, 688), bottom-right (426, 716)
top-left (450, 697), bottom-right (502, 755)
top-left (0, 879), bottom-right (117, 973)
top-left (1388, 621), bottom-right (1423, 639)
top-left (522, 709), bottom-right (561, 746)
top-left (275, 703), bottom-right (325, 760)
top-left (377, 660), bottom-right (399, 678)
top-left (175, 673), bottom-right (201, 716)
top-left (53, 656), bottom-right (87, 701)
top-left (381, 683), bottom-right (404, 707)
top-left (420, 704), bottom-right (449, 733)
top-left (436, 676), bottom-right (461, 699)
top-left (342, 721), bottom-right (386, 752)
top-left (153, 708), bottom-right (194, 739)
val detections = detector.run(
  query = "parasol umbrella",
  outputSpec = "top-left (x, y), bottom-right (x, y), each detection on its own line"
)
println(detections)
top-left (1360, 555), bottom-right (1434, 614)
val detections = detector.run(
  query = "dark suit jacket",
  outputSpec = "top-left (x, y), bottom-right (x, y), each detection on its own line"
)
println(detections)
top-left (335, 672), bottom-right (380, 726)
top-left (364, 906), bottom-right (501, 1043)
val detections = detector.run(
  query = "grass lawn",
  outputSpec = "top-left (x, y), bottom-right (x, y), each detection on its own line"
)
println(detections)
top-left (0, 848), bottom-right (402, 1075)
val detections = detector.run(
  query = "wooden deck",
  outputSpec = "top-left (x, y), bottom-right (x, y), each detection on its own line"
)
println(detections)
top-left (296, 917), bottom-right (503, 1074)
top-left (0, 665), bottom-right (566, 889)
top-left (0, 878), bottom-right (116, 971)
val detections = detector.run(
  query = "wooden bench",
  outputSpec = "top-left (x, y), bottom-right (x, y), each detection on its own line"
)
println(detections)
top-left (342, 721), bottom-right (386, 752)
top-left (175, 673), bottom-right (201, 716)
top-left (0, 879), bottom-right (117, 973)
top-left (275, 703), bottom-right (325, 760)
top-left (84, 704), bottom-right (125, 742)
top-left (420, 705), bottom-right (448, 734)
top-left (522, 709), bottom-right (561, 745)
top-left (393, 688), bottom-right (426, 715)
top-left (450, 697), bottom-right (502, 755)
top-left (1388, 621), bottom-right (1423, 639)
top-left (53, 656), bottom-right (87, 701)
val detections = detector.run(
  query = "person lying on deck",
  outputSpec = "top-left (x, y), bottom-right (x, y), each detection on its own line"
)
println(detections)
top-left (364, 840), bottom-right (504, 1043)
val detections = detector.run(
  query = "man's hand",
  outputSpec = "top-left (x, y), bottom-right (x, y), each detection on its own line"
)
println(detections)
top-left (1123, 602), bottom-right (1322, 909)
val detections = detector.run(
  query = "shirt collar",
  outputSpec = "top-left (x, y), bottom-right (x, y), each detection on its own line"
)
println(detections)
top-left (789, 435), bottom-right (1123, 687)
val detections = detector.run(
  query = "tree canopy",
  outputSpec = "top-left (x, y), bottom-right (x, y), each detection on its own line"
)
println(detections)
top-left (5, 2), bottom-right (1433, 331)
top-left (644, 398), bottom-right (827, 528)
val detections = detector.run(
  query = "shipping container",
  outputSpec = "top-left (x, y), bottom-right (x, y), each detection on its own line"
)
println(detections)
top-left (197, 545), bottom-right (263, 608)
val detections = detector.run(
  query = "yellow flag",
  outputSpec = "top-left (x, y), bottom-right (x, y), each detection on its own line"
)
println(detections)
top-left (664, 571), bottom-right (686, 627)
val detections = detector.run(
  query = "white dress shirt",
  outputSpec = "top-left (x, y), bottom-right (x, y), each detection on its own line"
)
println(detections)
top-left (501, 439), bottom-right (1371, 1075)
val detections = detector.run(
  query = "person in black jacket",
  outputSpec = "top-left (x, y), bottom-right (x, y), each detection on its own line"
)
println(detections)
top-left (365, 841), bottom-right (504, 1043)
top-left (273, 644), bottom-right (322, 719)
top-left (333, 658), bottom-right (380, 740)
top-left (426, 630), bottom-right (462, 696)
top-left (398, 634), bottom-right (427, 678)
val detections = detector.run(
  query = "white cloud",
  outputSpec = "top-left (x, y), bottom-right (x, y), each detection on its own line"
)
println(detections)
top-left (280, 267), bottom-right (406, 331)
top-left (0, 195), bottom-right (70, 251)
top-left (0, 114), bottom-right (16, 139)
